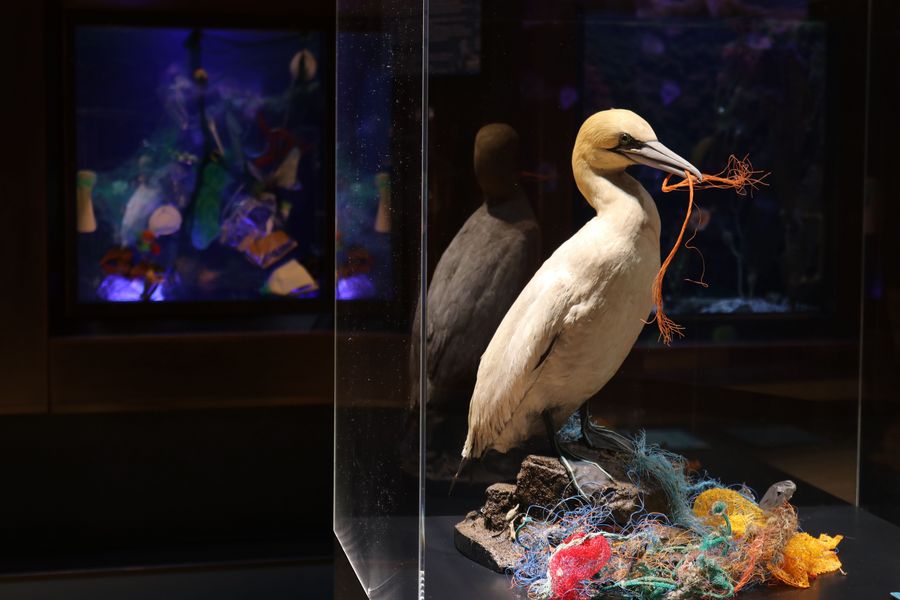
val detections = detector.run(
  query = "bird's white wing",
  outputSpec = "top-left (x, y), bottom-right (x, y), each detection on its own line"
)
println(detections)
top-left (462, 265), bottom-right (575, 458)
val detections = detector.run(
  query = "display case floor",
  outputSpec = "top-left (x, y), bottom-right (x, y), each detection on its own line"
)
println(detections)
top-left (10, 506), bottom-right (890, 599)
top-left (418, 505), bottom-right (898, 599)
top-left (334, 507), bottom-right (899, 598)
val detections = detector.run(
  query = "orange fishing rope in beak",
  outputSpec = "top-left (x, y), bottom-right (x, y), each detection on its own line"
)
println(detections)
top-left (650, 155), bottom-right (769, 344)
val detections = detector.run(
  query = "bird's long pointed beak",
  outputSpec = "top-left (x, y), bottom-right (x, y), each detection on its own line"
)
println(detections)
top-left (620, 140), bottom-right (703, 182)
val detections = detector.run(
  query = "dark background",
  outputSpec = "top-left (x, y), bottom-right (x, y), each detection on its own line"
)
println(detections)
top-left (859, 0), bottom-right (900, 525)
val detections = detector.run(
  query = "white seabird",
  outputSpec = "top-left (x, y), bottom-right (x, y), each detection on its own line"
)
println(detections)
top-left (461, 109), bottom-right (701, 463)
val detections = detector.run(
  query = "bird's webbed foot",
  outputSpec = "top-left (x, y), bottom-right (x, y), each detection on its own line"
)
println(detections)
top-left (544, 409), bottom-right (623, 501)
top-left (578, 405), bottom-right (635, 454)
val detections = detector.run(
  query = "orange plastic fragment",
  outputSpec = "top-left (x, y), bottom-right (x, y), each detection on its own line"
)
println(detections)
top-left (650, 155), bottom-right (769, 344)
top-left (769, 532), bottom-right (844, 588)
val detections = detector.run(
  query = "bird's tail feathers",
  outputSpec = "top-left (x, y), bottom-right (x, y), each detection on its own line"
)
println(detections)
top-left (461, 430), bottom-right (475, 460)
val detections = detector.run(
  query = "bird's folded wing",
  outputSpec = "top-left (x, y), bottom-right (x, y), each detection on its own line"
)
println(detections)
top-left (408, 216), bottom-right (475, 409)
top-left (463, 269), bottom-right (573, 457)
top-left (429, 231), bottom-right (539, 382)
top-left (421, 217), bottom-right (482, 383)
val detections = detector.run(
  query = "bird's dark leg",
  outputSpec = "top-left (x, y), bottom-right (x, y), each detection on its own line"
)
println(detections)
top-left (579, 402), bottom-right (634, 453)
top-left (543, 410), bottom-right (591, 499)
top-left (542, 410), bottom-right (562, 456)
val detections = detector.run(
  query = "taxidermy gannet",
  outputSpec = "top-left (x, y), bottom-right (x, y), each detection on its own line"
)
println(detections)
top-left (461, 109), bottom-right (701, 463)
top-left (411, 124), bottom-right (540, 453)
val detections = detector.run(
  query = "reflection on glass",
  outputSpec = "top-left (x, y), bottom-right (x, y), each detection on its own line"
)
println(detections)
top-left (335, 33), bottom-right (394, 301)
top-left (415, 123), bottom-right (540, 477)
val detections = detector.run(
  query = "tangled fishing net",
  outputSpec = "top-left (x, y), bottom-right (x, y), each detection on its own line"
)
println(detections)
top-left (510, 437), bottom-right (843, 599)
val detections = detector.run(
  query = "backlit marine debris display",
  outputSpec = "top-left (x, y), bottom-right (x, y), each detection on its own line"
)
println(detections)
top-left (75, 26), bottom-right (325, 302)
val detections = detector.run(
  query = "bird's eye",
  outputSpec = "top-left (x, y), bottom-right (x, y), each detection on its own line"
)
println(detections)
top-left (619, 133), bottom-right (635, 146)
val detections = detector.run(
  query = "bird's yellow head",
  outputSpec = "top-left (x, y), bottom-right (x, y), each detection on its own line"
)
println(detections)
top-left (572, 109), bottom-right (701, 181)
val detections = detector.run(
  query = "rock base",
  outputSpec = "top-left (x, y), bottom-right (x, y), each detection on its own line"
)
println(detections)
top-left (454, 449), bottom-right (666, 573)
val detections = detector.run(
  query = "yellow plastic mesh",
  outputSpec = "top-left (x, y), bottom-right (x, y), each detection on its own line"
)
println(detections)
top-left (768, 532), bottom-right (844, 588)
top-left (691, 488), bottom-right (764, 537)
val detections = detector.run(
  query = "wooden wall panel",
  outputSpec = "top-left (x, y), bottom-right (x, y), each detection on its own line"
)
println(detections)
top-left (50, 332), bottom-right (334, 413)
top-left (0, 4), bottom-right (49, 414)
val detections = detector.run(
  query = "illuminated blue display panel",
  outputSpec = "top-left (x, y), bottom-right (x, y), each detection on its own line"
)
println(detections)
top-left (74, 26), bottom-right (327, 303)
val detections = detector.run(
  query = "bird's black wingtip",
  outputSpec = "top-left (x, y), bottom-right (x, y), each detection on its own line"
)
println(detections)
top-left (449, 457), bottom-right (470, 496)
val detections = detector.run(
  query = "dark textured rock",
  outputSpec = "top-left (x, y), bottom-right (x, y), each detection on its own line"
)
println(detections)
top-left (515, 455), bottom-right (571, 508)
top-left (482, 483), bottom-right (517, 531)
top-left (454, 449), bottom-right (672, 572)
top-left (453, 512), bottom-right (521, 573)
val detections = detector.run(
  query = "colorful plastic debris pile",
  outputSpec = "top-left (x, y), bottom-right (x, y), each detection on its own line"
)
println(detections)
top-left (512, 460), bottom-right (843, 599)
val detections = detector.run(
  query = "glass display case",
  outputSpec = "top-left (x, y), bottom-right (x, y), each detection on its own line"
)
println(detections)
top-left (335, 1), bottom-right (899, 598)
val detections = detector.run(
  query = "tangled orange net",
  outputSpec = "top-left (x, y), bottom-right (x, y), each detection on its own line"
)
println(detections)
top-left (650, 155), bottom-right (770, 344)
